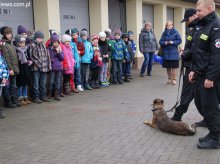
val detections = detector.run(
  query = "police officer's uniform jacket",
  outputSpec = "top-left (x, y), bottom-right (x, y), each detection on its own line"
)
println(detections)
top-left (191, 11), bottom-right (220, 134)
top-left (182, 19), bottom-right (200, 68)
top-left (192, 12), bottom-right (220, 81)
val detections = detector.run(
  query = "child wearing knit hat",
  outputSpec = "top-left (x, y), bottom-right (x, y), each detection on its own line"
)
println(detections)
top-left (64, 28), bottom-right (82, 93)
top-left (90, 34), bottom-right (102, 89)
top-left (80, 29), bottom-right (93, 90)
top-left (0, 26), bottom-right (21, 108)
top-left (0, 47), bottom-right (9, 118)
top-left (98, 31), bottom-right (111, 87)
top-left (61, 34), bottom-right (75, 95)
top-left (127, 30), bottom-right (136, 78)
top-left (111, 29), bottom-right (129, 84)
top-left (121, 33), bottom-right (133, 82)
top-left (70, 28), bottom-right (84, 92)
top-left (48, 35), bottom-right (64, 100)
top-left (14, 35), bottom-right (32, 105)
top-left (29, 31), bottom-right (51, 104)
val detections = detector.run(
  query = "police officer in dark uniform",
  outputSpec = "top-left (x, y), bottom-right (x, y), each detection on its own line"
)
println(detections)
top-left (189, 0), bottom-right (220, 149)
top-left (171, 8), bottom-right (204, 122)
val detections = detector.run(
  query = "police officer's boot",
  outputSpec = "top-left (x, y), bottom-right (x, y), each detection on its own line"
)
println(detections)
top-left (195, 119), bottom-right (207, 127)
top-left (197, 132), bottom-right (220, 149)
top-left (199, 132), bottom-right (212, 143)
top-left (171, 110), bottom-right (183, 121)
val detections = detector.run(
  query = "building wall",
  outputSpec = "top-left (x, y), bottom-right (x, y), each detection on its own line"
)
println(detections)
top-left (33, 0), bottom-right (60, 39)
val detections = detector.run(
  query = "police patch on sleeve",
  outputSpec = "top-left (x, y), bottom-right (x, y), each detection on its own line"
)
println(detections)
top-left (213, 27), bottom-right (219, 32)
top-left (215, 39), bottom-right (220, 48)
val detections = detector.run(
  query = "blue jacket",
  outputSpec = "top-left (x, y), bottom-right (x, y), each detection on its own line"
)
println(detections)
top-left (112, 39), bottom-right (129, 61)
top-left (0, 53), bottom-right (9, 86)
top-left (159, 28), bottom-right (182, 60)
top-left (129, 40), bottom-right (136, 60)
top-left (70, 42), bottom-right (80, 68)
top-left (81, 39), bottom-right (93, 63)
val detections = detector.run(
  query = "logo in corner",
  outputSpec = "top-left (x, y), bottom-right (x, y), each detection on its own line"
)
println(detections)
top-left (215, 40), bottom-right (220, 48)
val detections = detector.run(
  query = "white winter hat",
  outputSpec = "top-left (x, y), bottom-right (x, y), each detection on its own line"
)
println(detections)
top-left (61, 34), bottom-right (71, 43)
top-left (99, 31), bottom-right (106, 38)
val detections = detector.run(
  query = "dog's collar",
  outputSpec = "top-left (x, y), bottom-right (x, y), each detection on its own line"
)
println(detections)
top-left (152, 108), bottom-right (159, 112)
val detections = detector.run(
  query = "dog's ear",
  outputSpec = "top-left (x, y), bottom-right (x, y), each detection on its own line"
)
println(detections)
top-left (161, 99), bottom-right (164, 104)
top-left (153, 99), bottom-right (157, 104)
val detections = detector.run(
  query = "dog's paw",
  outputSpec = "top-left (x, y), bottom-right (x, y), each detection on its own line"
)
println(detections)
top-left (143, 120), bottom-right (150, 125)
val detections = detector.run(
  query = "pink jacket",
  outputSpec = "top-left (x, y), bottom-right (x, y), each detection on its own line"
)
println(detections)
top-left (62, 44), bottom-right (75, 74)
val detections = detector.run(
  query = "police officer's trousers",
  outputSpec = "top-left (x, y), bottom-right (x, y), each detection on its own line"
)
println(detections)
top-left (175, 68), bottom-right (198, 114)
top-left (194, 76), bottom-right (220, 133)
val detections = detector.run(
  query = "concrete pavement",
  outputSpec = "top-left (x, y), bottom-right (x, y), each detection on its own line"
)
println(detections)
top-left (0, 64), bottom-right (219, 164)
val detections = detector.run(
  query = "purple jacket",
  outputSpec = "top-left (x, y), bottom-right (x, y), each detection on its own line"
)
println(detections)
top-left (48, 48), bottom-right (64, 71)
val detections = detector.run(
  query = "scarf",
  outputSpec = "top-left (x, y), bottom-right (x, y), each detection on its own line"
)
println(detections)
top-left (16, 46), bottom-right (28, 64)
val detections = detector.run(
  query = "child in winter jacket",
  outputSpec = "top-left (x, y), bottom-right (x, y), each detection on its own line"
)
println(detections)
top-left (0, 44), bottom-right (9, 119)
top-left (71, 28), bottom-right (84, 92)
top-left (90, 34), bottom-right (103, 89)
top-left (127, 31), bottom-right (136, 61)
top-left (61, 34), bottom-right (75, 95)
top-left (98, 32), bottom-right (111, 87)
top-left (104, 29), bottom-right (115, 81)
top-left (121, 33), bottom-right (133, 82)
top-left (65, 29), bottom-right (80, 93)
top-left (127, 31), bottom-right (137, 77)
top-left (48, 35), bottom-right (64, 101)
top-left (14, 35), bottom-right (32, 105)
top-left (0, 26), bottom-right (20, 108)
top-left (29, 31), bottom-right (52, 103)
top-left (80, 30), bottom-right (94, 90)
top-left (111, 30), bottom-right (129, 84)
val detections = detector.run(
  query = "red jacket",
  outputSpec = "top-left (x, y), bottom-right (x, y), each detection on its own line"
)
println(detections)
top-left (73, 38), bottom-right (85, 56)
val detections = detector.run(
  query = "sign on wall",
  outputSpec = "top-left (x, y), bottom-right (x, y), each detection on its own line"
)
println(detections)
top-left (0, 0), bottom-right (34, 34)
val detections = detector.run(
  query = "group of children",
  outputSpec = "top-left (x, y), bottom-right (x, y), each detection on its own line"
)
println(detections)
top-left (0, 25), bottom-right (137, 119)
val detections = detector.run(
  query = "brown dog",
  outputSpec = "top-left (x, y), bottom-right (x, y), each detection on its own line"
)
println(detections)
top-left (144, 98), bottom-right (196, 135)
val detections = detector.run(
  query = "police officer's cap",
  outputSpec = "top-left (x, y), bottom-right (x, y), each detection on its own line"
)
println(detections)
top-left (180, 8), bottom-right (197, 23)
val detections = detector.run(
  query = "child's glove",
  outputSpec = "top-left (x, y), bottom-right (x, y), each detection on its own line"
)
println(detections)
top-left (1, 78), bottom-right (7, 85)
top-left (9, 70), bottom-right (14, 76)
top-left (27, 60), bottom-right (33, 66)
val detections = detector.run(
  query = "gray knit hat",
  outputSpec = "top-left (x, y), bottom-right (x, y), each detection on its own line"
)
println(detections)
top-left (15, 35), bottom-right (26, 44)
top-left (34, 31), bottom-right (44, 40)
top-left (80, 30), bottom-right (88, 37)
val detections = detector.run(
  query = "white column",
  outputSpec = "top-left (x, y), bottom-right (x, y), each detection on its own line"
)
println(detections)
top-left (126, 0), bottom-right (142, 69)
top-left (33, 0), bottom-right (61, 40)
top-left (89, 0), bottom-right (109, 35)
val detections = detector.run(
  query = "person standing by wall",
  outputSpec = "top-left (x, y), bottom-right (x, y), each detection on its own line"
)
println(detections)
top-left (139, 22), bottom-right (158, 77)
top-left (0, 26), bottom-right (20, 108)
top-left (29, 31), bottom-right (51, 103)
top-left (189, 0), bottom-right (220, 149)
top-left (159, 21), bottom-right (182, 85)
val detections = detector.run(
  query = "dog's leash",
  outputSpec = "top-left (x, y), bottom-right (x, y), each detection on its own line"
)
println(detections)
top-left (166, 62), bottom-right (184, 113)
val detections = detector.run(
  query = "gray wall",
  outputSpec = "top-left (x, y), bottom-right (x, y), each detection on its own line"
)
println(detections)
top-left (167, 7), bottom-right (174, 22)
top-left (142, 4), bottom-right (154, 28)
top-left (59, 0), bottom-right (89, 35)
top-left (0, 0), bottom-right (34, 35)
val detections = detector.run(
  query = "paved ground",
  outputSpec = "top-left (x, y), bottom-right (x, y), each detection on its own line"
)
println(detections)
top-left (0, 64), bottom-right (219, 164)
